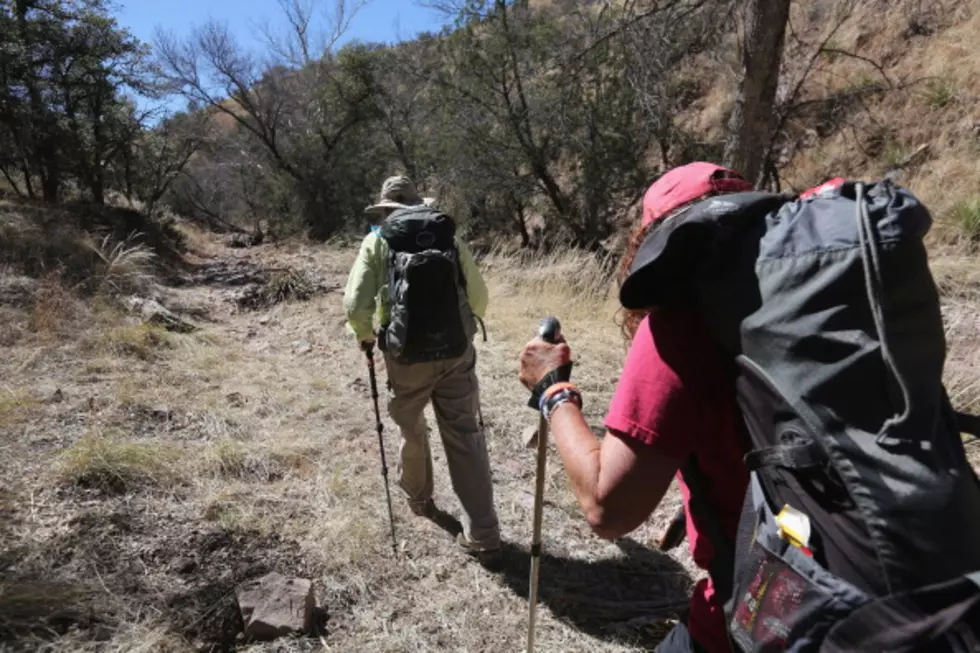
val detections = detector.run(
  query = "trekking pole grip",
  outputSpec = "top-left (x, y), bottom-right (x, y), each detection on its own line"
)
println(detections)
top-left (538, 316), bottom-right (561, 344)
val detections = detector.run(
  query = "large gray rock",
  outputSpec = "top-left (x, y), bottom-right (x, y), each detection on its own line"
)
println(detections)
top-left (235, 572), bottom-right (315, 641)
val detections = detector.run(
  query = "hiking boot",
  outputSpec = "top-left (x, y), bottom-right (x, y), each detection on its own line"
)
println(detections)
top-left (408, 498), bottom-right (436, 518)
top-left (456, 532), bottom-right (500, 554)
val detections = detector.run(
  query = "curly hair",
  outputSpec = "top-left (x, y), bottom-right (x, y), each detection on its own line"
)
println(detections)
top-left (613, 192), bottom-right (722, 344)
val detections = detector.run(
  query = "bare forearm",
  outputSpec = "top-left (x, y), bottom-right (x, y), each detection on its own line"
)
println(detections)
top-left (547, 401), bottom-right (676, 539)
top-left (519, 336), bottom-right (674, 540)
top-left (548, 403), bottom-right (612, 536)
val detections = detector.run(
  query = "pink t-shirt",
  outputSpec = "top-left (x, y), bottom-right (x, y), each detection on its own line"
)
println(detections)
top-left (604, 308), bottom-right (750, 653)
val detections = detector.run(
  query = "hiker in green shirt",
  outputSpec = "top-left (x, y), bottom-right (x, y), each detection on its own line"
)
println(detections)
top-left (343, 175), bottom-right (499, 553)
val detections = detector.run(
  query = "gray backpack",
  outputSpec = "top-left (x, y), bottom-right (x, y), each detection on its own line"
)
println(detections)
top-left (620, 178), bottom-right (980, 652)
top-left (377, 205), bottom-right (476, 364)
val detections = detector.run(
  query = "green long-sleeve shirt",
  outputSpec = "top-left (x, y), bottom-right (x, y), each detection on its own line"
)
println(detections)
top-left (342, 231), bottom-right (489, 342)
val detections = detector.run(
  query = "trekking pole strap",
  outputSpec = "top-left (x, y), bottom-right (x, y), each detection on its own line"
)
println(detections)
top-left (476, 315), bottom-right (488, 343)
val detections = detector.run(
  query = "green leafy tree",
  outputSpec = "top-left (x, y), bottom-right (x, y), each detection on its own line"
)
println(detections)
top-left (0, 0), bottom-right (153, 203)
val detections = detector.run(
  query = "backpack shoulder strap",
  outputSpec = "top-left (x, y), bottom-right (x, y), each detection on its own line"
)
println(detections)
top-left (957, 411), bottom-right (980, 437)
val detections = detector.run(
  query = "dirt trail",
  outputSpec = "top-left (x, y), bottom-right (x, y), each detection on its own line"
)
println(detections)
top-left (0, 239), bottom-right (695, 652)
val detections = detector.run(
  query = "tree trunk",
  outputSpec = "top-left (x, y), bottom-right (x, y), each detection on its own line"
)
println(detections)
top-left (123, 146), bottom-right (134, 202)
top-left (90, 173), bottom-right (105, 205)
top-left (40, 163), bottom-right (60, 202)
top-left (16, 0), bottom-right (60, 202)
top-left (0, 165), bottom-right (24, 196)
top-left (20, 160), bottom-right (35, 198)
top-left (509, 193), bottom-right (531, 247)
top-left (723, 0), bottom-right (791, 186)
top-left (89, 92), bottom-right (106, 205)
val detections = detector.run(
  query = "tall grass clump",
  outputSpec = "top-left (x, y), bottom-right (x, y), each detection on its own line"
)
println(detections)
top-left (83, 231), bottom-right (158, 295)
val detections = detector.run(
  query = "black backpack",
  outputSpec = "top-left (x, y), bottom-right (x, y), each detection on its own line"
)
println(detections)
top-left (620, 178), bottom-right (980, 652)
top-left (377, 204), bottom-right (476, 364)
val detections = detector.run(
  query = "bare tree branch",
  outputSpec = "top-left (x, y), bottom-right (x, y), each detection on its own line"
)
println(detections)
top-left (820, 47), bottom-right (894, 88)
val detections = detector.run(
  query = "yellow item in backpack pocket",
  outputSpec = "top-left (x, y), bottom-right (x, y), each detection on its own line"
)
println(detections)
top-left (776, 504), bottom-right (813, 556)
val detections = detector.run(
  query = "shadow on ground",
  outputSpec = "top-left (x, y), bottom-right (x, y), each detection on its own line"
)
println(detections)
top-left (0, 504), bottom-right (329, 653)
top-left (483, 538), bottom-right (691, 649)
top-left (426, 508), bottom-right (691, 650)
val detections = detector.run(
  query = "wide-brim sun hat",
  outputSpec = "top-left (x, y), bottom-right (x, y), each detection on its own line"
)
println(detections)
top-left (365, 175), bottom-right (424, 214)
top-left (364, 199), bottom-right (414, 214)
top-left (620, 162), bottom-right (757, 309)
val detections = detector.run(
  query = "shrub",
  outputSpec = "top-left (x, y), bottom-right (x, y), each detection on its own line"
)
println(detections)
top-left (83, 232), bottom-right (158, 296)
top-left (950, 198), bottom-right (980, 248)
top-left (923, 77), bottom-right (956, 109)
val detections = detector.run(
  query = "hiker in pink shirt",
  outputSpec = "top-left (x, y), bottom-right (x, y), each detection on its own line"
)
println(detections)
top-left (518, 163), bottom-right (755, 653)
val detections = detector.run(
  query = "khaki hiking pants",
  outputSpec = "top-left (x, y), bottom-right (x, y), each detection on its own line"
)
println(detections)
top-left (383, 345), bottom-right (499, 547)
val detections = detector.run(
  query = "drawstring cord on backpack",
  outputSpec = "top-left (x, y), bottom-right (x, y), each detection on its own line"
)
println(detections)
top-left (855, 182), bottom-right (912, 444)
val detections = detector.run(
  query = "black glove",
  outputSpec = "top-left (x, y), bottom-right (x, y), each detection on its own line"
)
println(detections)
top-left (527, 362), bottom-right (574, 410)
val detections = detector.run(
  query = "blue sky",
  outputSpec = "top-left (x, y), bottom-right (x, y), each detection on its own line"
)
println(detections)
top-left (115, 0), bottom-right (451, 56)
top-left (114, 0), bottom-right (452, 114)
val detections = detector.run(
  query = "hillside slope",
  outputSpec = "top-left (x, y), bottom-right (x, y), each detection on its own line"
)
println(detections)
top-left (681, 0), bottom-right (979, 234)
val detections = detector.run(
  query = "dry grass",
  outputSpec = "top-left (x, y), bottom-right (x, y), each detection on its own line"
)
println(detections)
top-left (0, 198), bottom-right (181, 295)
top-left (82, 232), bottom-right (158, 296)
top-left (940, 259), bottom-right (980, 417)
top-left (0, 387), bottom-right (41, 429)
top-left (199, 439), bottom-right (319, 482)
top-left (482, 243), bottom-right (620, 342)
top-left (26, 273), bottom-right (86, 337)
top-left (2, 216), bottom-right (978, 652)
top-left (948, 198), bottom-right (980, 249)
top-left (681, 0), bottom-right (980, 250)
top-left (89, 323), bottom-right (177, 361)
top-left (238, 267), bottom-right (319, 310)
top-left (55, 431), bottom-right (186, 493)
top-left (172, 219), bottom-right (216, 255)
top-left (0, 238), bottom-right (692, 652)
top-left (0, 581), bottom-right (93, 641)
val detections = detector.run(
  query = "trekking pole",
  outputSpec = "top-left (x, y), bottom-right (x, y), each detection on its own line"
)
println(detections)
top-left (525, 316), bottom-right (562, 653)
top-left (363, 341), bottom-right (398, 555)
top-left (476, 316), bottom-right (488, 433)
top-left (657, 505), bottom-right (688, 551)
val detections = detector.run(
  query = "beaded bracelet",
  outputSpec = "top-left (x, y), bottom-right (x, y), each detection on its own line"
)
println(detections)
top-left (540, 385), bottom-right (583, 422)
top-left (539, 382), bottom-right (577, 407)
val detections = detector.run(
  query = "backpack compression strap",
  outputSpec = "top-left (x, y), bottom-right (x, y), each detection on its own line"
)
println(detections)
top-left (743, 442), bottom-right (827, 471)
top-left (820, 571), bottom-right (980, 652)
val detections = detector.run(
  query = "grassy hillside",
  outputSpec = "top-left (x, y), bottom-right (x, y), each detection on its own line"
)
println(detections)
top-left (680, 0), bottom-right (980, 243)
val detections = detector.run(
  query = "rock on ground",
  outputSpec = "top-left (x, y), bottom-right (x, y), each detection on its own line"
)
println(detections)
top-left (235, 572), bottom-right (315, 641)
top-left (124, 296), bottom-right (197, 333)
top-left (0, 275), bottom-right (39, 307)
